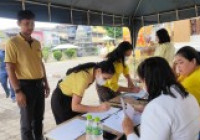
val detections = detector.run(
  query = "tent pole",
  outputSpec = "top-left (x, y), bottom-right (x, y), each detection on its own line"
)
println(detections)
top-left (101, 12), bottom-right (104, 25)
top-left (22, 0), bottom-right (25, 10)
top-left (113, 14), bottom-right (115, 26)
top-left (70, 7), bottom-right (73, 24)
top-left (158, 13), bottom-right (160, 24)
top-left (195, 5), bottom-right (198, 17)
top-left (176, 10), bottom-right (179, 20)
top-left (87, 10), bottom-right (90, 25)
top-left (121, 15), bottom-right (124, 26)
top-left (48, 0), bottom-right (51, 22)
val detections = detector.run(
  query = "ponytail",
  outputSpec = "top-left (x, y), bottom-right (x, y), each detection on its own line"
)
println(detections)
top-left (66, 60), bottom-right (115, 75)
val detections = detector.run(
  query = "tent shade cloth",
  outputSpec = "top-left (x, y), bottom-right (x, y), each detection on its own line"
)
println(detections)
top-left (52, 44), bottom-right (79, 51)
top-left (1, 0), bottom-right (200, 45)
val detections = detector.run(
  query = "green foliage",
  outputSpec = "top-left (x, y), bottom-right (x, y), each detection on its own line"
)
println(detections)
top-left (64, 49), bottom-right (77, 58)
top-left (53, 51), bottom-right (62, 61)
top-left (42, 47), bottom-right (50, 62)
top-left (104, 27), bottom-right (122, 38)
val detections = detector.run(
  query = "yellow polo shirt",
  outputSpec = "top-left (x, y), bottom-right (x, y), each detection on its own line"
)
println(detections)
top-left (59, 68), bottom-right (94, 97)
top-left (104, 61), bottom-right (129, 92)
top-left (154, 42), bottom-right (175, 66)
top-left (178, 67), bottom-right (200, 104)
top-left (5, 34), bottom-right (44, 79)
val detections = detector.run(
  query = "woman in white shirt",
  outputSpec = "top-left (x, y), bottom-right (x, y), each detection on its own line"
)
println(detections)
top-left (122, 57), bottom-right (200, 140)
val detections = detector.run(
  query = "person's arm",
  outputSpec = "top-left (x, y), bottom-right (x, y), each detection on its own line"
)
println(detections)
top-left (6, 63), bottom-right (26, 107)
top-left (116, 66), bottom-right (140, 93)
top-left (125, 74), bottom-right (135, 88)
top-left (123, 103), bottom-right (171, 140)
top-left (140, 46), bottom-right (156, 55)
top-left (124, 75), bottom-right (141, 93)
top-left (71, 94), bottom-right (110, 113)
top-left (41, 62), bottom-right (50, 98)
top-left (117, 86), bottom-right (139, 93)
top-left (5, 40), bottom-right (26, 107)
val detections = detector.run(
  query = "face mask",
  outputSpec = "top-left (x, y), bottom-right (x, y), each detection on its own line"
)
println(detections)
top-left (96, 75), bottom-right (106, 86)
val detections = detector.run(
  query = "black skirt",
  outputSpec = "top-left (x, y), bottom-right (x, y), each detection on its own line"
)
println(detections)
top-left (51, 86), bottom-right (80, 125)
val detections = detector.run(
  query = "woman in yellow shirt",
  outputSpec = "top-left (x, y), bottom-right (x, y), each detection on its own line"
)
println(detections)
top-left (142, 28), bottom-right (175, 66)
top-left (96, 41), bottom-right (140, 102)
top-left (174, 46), bottom-right (200, 104)
top-left (51, 61), bottom-right (115, 124)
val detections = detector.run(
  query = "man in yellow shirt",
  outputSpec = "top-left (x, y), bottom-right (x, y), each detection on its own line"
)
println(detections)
top-left (174, 46), bottom-right (200, 104)
top-left (5, 10), bottom-right (50, 140)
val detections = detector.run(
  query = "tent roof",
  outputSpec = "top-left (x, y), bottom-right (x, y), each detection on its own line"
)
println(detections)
top-left (1, 0), bottom-right (200, 27)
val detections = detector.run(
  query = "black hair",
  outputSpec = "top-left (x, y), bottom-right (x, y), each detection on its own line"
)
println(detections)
top-left (17, 10), bottom-right (35, 22)
top-left (106, 41), bottom-right (132, 67)
top-left (156, 28), bottom-right (171, 44)
top-left (66, 60), bottom-right (115, 75)
top-left (137, 57), bottom-right (188, 101)
top-left (176, 46), bottom-right (200, 65)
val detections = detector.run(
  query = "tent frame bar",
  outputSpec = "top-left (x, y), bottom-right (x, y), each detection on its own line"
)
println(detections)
top-left (14, 0), bottom-right (129, 26)
top-left (134, 4), bottom-right (199, 20)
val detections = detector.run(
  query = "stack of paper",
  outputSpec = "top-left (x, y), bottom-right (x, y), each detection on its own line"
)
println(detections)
top-left (82, 107), bottom-right (120, 120)
top-left (45, 119), bottom-right (86, 140)
top-left (103, 104), bottom-right (141, 133)
top-left (122, 90), bottom-right (148, 99)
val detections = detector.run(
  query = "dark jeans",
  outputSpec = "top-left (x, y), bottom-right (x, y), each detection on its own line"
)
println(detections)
top-left (19, 79), bottom-right (45, 140)
top-left (51, 86), bottom-right (80, 125)
top-left (96, 84), bottom-right (119, 102)
top-left (0, 72), bottom-right (15, 99)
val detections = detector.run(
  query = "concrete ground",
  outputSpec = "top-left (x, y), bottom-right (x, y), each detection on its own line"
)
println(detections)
top-left (0, 56), bottom-right (104, 140)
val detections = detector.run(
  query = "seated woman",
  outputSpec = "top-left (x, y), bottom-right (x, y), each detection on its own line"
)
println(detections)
top-left (96, 41), bottom-right (140, 102)
top-left (122, 57), bottom-right (200, 140)
top-left (51, 61), bottom-right (115, 125)
top-left (174, 46), bottom-right (200, 104)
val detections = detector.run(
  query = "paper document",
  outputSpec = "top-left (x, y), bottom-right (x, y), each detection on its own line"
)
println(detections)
top-left (45, 119), bottom-right (86, 140)
top-left (126, 103), bottom-right (141, 126)
top-left (123, 90), bottom-right (148, 99)
top-left (103, 104), bottom-right (141, 133)
top-left (103, 110), bottom-right (124, 133)
top-left (120, 97), bottom-right (126, 115)
top-left (82, 107), bottom-right (120, 120)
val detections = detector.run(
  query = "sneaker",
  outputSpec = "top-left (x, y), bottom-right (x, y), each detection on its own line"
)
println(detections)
top-left (6, 94), bottom-right (10, 98)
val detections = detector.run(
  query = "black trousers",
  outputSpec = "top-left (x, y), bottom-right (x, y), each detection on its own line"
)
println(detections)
top-left (96, 84), bottom-right (119, 102)
top-left (19, 79), bottom-right (45, 140)
top-left (51, 87), bottom-right (80, 125)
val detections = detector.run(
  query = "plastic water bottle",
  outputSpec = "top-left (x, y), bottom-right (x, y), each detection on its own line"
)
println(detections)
top-left (86, 114), bottom-right (93, 140)
top-left (92, 117), bottom-right (103, 140)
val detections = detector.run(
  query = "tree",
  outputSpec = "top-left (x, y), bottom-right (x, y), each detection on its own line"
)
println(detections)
top-left (104, 27), bottom-right (122, 38)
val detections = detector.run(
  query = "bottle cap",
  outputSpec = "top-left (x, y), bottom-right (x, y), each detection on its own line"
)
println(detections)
top-left (86, 114), bottom-right (92, 120)
top-left (94, 117), bottom-right (100, 122)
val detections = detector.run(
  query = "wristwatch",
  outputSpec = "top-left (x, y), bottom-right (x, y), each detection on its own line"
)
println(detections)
top-left (15, 88), bottom-right (22, 94)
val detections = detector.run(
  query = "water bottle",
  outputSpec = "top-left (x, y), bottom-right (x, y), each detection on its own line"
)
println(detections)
top-left (86, 114), bottom-right (93, 140)
top-left (92, 117), bottom-right (103, 140)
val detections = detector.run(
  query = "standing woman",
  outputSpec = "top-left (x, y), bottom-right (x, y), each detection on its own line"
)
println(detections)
top-left (51, 61), bottom-right (115, 125)
top-left (142, 28), bottom-right (175, 66)
top-left (96, 41), bottom-right (140, 102)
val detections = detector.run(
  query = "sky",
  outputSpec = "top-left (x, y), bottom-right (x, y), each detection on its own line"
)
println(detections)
top-left (0, 17), bottom-right (59, 30)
